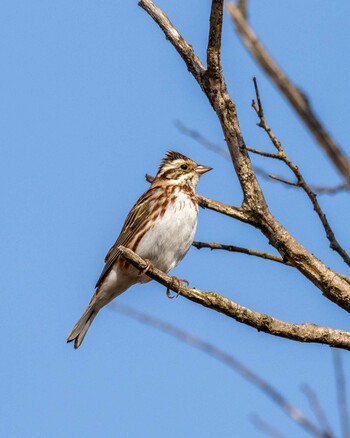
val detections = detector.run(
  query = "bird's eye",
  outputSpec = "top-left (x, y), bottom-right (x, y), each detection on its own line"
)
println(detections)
top-left (180, 164), bottom-right (188, 170)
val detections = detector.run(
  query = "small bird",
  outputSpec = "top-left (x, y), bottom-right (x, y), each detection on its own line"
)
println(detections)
top-left (67, 151), bottom-right (212, 348)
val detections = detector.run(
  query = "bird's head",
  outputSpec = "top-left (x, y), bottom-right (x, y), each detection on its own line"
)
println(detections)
top-left (156, 151), bottom-right (212, 188)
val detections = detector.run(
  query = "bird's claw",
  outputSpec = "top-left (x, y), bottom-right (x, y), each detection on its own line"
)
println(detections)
top-left (166, 277), bottom-right (189, 299)
top-left (138, 259), bottom-right (152, 276)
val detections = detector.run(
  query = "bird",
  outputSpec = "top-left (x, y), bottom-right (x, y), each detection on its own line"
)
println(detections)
top-left (67, 151), bottom-right (212, 348)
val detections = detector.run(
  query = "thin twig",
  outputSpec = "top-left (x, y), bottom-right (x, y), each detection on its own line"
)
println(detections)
top-left (118, 246), bottom-right (350, 351)
top-left (176, 121), bottom-right (345, 194)
top-left (250, 414), bottom-right (287, 438)
top-left (175, 120), bottom-right (230, 159)
top-left (111, 302), bottom-right (330, 438)
top-left (246, 146), bottom-right (280, 160)
top-left (268, 174), bottom-right (299, 187)
top-left (226, 3), bottom-right (350, 187)
top-left (301, 384), bottom-right (334, 437)
top-left (252, 77), bottom-right (350, 267)
top-left (192, 240), bottom-right (289, 265)
top-left (333, 350), bottom-right (350, 438)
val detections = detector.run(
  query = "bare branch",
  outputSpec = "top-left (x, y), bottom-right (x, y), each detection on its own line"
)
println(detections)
top-left (206, 0), bottom-right (224, 77)
top-left (268, 174), bottom-right (299, 187)
top-left (237, 0), bottom-right (248, 20)
top-left (140, 0), bottom-right (350, 315)
top-left (252, 77), bottom-right (350, 267)
top-left (333, 350), bottom-right (350, 438)
top-left (250, 414), bottom-right (288, 438)
top-left (246, 146), bottom-right (280, 160)
top-left (226, 3), bottom-right (350, 187)
top-left (312, 184), bottom-right (348, 195)
top-left (175, 120), bottom-right (230, 159)
top-left (192, 240), bottom-right (289, 265)
top-left (301, 384), bottom-right (334, 438)
top-left (112, 302), bottom-right (327, 438)
top-left (176, 121), bottom-right (347, 194)
top-left (119, 246), bottom-right (350, 351)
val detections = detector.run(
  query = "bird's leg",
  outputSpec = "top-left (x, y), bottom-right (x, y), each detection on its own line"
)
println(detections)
top-left (166, 277), bottom-right (189, 299)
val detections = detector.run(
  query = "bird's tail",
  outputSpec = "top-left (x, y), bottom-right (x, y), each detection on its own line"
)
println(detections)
top-left (67, 305), bottom-right (98, 349)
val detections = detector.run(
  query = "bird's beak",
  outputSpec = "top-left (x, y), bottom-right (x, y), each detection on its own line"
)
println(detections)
top-left (195, 164), bottom-right (213, 175)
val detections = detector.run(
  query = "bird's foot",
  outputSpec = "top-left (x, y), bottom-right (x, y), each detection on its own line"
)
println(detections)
top-left (138, 259), bottom-right (153, 276)
top-left (166, 277), bottom-right (189, 299)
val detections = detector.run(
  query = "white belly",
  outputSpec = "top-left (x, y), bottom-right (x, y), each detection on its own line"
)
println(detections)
top-left (136, 190), bottom-right (198, 273)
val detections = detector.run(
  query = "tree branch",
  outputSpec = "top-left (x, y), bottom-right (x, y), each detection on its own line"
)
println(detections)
top-left (206, 0), bottom-right (224, 77)
top-left (250, 414), bottom-right (288, 438)
top-left (139, 0), bottom-right (350, 313)
top-left (252, 77), bottom-right (350, 267)
top-left (192, 240), bottom-right (289, 265)
top-left (112, 302), bottom-right (329, 438)
top-left (176, 121), bottom-right (347, 194)
top-left (301, 384), bottom-right (334, 438)
top-left (119, 246), bottom-right (350, 351)
top-left (226, 2), bottom-right (350, 188)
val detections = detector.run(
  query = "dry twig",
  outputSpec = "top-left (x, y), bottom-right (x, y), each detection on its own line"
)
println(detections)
top-left (252, 77), bottom-right (350, 267)
top-left (192, 240), bottom-right (289, 265)
top-left (301, 384), bottom-right (334, 438)
top-left (176, 121), bottom-right (347, 194)
top-left (250, 414), bottom-right (288, 438)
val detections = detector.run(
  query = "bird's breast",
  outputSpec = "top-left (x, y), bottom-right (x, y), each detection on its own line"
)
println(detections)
top-left (135, 188), bottom-right (198, 273)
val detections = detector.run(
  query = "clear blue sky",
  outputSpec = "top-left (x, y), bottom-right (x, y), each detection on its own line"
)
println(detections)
top-left (1, 1), bottom-right (350, 437)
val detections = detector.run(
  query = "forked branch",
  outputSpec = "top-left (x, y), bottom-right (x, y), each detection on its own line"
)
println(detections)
top-left (252, 77), bottom-right (350, 267)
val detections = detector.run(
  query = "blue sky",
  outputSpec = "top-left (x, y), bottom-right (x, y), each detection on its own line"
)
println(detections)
top-left (1, 1), bottom-right (350, 437)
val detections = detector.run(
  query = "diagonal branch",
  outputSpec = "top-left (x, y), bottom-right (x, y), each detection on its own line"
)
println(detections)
top-left (119, 246), bottom-right (350, 351)
top-left (112, 302), bottom-right (330, 438)
top-left (252, 77), bottom-right (350, 267)
top-left (192, 240), bottom-right (289, 265)
top-left (250, 415), bottom-right (289, 438)
top-left (226, 3), bottom-right (350, 187)
top-left (301, 384), bottom-right (334, 438)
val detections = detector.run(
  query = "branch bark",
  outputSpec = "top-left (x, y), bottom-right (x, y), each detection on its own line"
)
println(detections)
top-left (119, 246), bottom-right (350, 352)
top-left (139, 0), bottom-right (350, 313)
top-left (226, 3), bottom-right (350, 188)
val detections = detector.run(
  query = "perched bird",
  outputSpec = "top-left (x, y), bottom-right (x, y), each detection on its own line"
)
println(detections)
top-left (67, 151), bottom-right (212, 348)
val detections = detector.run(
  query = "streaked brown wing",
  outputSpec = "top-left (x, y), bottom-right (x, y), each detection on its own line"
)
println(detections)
top-left (95, 187), bottom-right (159, 288)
